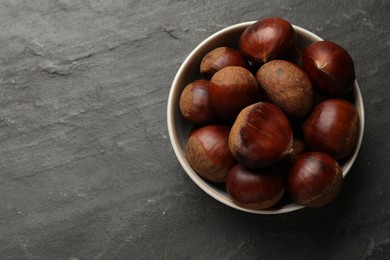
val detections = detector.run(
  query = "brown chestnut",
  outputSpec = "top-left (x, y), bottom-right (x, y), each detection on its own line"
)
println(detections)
top-left (239, 17), bottom-right (295, 63)
top-left (288, 152), bottom-right (343, 207)
top-left (302, 40), bottom-right (356, 97)
top-left (209, 66), bottom-right (259, 119)
top-left (179, 79), bottom-right (219, 125)
top-left (227, 164), bottom-right (285, 210)
top-left (303, 99), bottom-right (359, 160)
top-left (186, 124), bottom-right (236, 182)
top-left (200, 47), bottom-right (250, 78)
top-left (229, 102), bottom-right (293, 168)
top-left (283, 138), bottom-right (306, 166)
top-left (255, 59), bottom-right (314, 118)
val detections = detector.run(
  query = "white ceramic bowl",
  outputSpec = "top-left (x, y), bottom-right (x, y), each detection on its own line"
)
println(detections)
top-left (167, 21), bottom-right (365, 214)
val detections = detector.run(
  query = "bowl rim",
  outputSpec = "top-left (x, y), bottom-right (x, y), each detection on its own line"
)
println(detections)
top-left (167, 21), bottom-right (365, 214)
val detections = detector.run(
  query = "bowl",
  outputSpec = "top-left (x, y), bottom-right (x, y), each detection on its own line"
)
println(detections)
top-left (167, 21), bottom-right (365, 214)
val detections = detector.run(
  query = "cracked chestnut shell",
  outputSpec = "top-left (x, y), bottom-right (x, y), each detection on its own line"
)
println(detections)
top-left (227, 164), bottom-right (285, 210)
top-left (239, 17), bottom-right (295, 63)
top-left (303, 99), bottom-right (359, 160)
top-left (186, 124), bottom-right (236, 182)
top-left (288, 152), bottom-right (343, 207)
top-left (229, 102), bottom-right (293, 168)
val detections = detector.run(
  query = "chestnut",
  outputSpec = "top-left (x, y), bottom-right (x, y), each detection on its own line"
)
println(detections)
top-left (179, 79), bottom-right (219, 125)
top-left (255, 59), bottom-right (314, 118)
top-left (226, 164), bottom-right (285, 210)
top-left (303, 99), bottom-right (359, 160)
top-left (186, 124), bottom-right (236, 182)
top-left (302, 40), bottom-right (356, 97)
top-left (200, 47), bottom-right (250, 78)
top-left (288, 152), bottom-right (343, 207)
top-left (239, 17), bottom-right (295, 63)
top-left (282, 138), bottom-right (306, 166)
top-left (229, 102), bottom-right (293, 168)
top-left (209, 66), bottom-right (259, 119)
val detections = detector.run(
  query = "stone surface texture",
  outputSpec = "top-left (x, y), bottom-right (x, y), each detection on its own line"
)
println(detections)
top-left (0, 0), bottom-right (389, 259)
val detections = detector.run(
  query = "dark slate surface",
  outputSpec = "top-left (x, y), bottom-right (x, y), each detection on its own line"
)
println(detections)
top-left (0, 1), bottom-right (389, 259)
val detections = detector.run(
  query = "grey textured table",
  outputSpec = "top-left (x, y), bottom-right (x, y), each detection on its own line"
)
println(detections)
top-left (0, 1), bottom-right (389, 259)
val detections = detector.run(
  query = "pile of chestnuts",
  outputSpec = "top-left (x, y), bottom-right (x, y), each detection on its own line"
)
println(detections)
top-left (179, 17), bottom-right (360, 210)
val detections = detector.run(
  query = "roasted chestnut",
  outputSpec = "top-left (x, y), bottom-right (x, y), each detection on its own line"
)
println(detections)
top-left (288, 152), bottom-right (343, 207)
top-left (209, 66), bottom-right (259, 119)
top-left (179, 79), bottom-right (219, 125)
top-left (239, 17), bottom-right (295, 63)
top-left (229, 102), bottom-right (293, 168)
top-left (186, 124), bottom-right (236, 182)
top-left (303, 99), bottom-right (359, 160)
top-left (227, 164), bottom-right (285, 210)
top-left (302, 40), bottom-right (356, 97)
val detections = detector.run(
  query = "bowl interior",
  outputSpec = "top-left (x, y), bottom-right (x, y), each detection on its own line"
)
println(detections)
top-left (167, 21), bottom-right (365, 214)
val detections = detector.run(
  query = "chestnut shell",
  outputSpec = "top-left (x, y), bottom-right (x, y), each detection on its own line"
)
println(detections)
top-left (282, 138), bottom-right (306, 167)
top-left (302, 40), bottom-right (356, 97)
top-left (227, 164), bottom-right (285, 210)
top-left (200, 47), bottom-right (250, 78)
top-left (229, 102), bottom-right (293, 168)
top-left (209, 66), bottom-right (259, 119)
top-left (239, 17), bottom-right (295, 63)
top-left (186, 124), bottom-right (236, 182)
top-left (179, 79), bottom-right (219, 125)
top-left (288, 152), bottom-right (343, 207)
top-left (303, 99), bottom-right (359, 160)
top-left (255, 59), bottom-right (314, 118)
